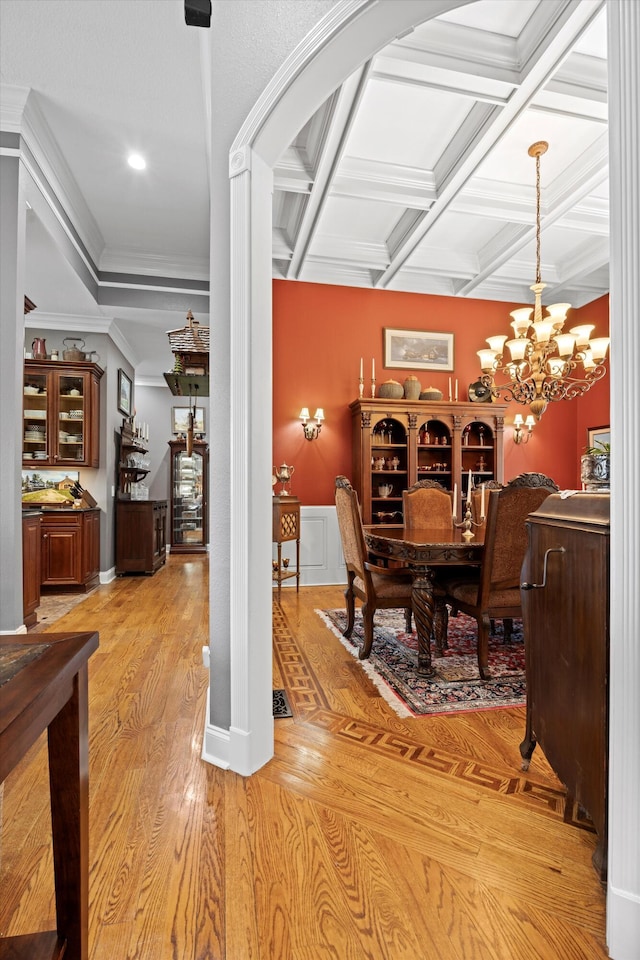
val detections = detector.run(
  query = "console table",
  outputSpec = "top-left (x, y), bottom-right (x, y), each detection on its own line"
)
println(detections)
top-left (0, 630), bottom-right (99, 959)
top-left (272, 495), bottom-right (300, 600)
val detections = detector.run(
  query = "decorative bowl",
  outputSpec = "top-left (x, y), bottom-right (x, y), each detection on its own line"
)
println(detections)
top-left (378, 379), bottom-right (403, 399)
top-left (420, 386), bottom-right (444, 401)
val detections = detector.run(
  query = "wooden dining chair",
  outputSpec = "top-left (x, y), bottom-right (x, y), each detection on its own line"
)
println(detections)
top-left (335, 476), bottom-right (413, 660)
top-left (442, 472), bottom-right (559, 679)
top-left (402, 479), bottom-right (454, 528)
top-left (402, 479), bottom-right (454, 652)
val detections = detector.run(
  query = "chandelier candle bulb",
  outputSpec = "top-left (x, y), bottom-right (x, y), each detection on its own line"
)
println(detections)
top-left (569, 325), bottom-right (595, 348)
top-left (589, 338), bottom-right (610, 361)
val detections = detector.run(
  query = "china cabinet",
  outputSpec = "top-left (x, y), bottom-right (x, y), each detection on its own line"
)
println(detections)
top-left (168, 439), bottom-right (208, 553)
top-left (350, 398), bottom-right (507, 524)
top-left (23, 360), bottom-right (103, 468)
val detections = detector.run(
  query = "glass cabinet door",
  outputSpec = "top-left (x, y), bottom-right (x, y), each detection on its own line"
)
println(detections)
top-left (172, 449), bottom-right (204, 547)
top-left (23, 371), bottom-right (49, 465)
top-left (57, 374), bottom-right (86, 464)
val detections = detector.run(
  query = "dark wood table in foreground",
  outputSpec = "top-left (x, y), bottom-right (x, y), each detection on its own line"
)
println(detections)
top-left (0, 630), bottom-right (99, 960)
top-left (364, 525), bottom-right (484, 675)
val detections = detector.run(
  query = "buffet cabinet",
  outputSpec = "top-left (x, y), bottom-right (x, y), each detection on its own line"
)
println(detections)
top-left (168, 440), bottom-right (208, 553)
top-left (40, 507), bottom-right (101, 593)
top-left (23, 360), bottom-right (103, 468)
top-left (22, 509), bottom-right (42, 625)
top-left (520, 493), bottom-right (610, 881)
top-left (116, 500), bottom-right (168, 575)
top-left (350, 398), bottom-right (507, 524)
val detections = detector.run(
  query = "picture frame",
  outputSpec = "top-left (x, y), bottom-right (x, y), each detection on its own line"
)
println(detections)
top-left (118, 368), bottom-right (133, 416)
top-left (383, 328), bottom-right (454, 371)
top-left (587, 425), bottom-right (610, 450)
top-left (172, 406), bottom-right (206, 435)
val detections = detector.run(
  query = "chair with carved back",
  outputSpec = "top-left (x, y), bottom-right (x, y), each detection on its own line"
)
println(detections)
top-left (402, 478), bottom-right (454, 652)
top-left (402, 479), bottom-right (454, 529)
top-left (335, 476), bottom-right (413, 660)
top-left (442, 472), bottom-right (559, 679)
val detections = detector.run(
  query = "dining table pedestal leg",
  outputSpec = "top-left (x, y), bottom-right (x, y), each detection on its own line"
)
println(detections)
top-left (411, 567), bottom-right (436, 676)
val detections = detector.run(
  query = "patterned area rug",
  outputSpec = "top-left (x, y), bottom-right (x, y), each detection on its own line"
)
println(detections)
top-left (316, 608), bottom-right (526, 717)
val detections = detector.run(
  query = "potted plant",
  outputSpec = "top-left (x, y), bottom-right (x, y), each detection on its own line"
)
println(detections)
top-left (580, 440), bottom-right (610, 492)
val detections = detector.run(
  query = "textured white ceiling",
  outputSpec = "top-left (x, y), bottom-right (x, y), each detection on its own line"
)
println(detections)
top-left (0, 0), bottom-right (609, 376)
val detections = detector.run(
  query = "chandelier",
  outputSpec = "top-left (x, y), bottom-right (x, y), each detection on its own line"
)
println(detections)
top-left (476, 141), bottom-right (610, 420)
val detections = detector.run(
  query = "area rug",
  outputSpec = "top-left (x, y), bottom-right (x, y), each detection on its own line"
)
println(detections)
top-left (316, 608), bottom-right (526, 718)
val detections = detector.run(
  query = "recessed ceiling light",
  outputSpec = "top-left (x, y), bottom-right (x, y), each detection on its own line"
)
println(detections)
top-left (127, 153), bottom-right (146, 170)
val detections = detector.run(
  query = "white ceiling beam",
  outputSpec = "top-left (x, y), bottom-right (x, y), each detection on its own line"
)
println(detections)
top-left (287, 63), bottom-right (372, 280)
top-left (376, 0), bottom-right (605, 290)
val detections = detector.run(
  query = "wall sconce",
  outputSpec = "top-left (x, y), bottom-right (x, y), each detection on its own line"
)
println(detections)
top-left (513, 413), bottom-right (535, 444)
top-left (299, 407), bottom-right (324, 441)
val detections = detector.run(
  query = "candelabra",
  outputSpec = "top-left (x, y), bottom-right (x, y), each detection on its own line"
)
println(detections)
top-left (454, 495), bottom-right (484, 542)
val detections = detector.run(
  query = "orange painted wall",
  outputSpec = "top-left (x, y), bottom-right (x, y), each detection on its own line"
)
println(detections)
top-left (273, 281), bottom-right (610, 505)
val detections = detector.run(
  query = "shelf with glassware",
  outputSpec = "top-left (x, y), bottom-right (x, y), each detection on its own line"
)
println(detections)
top-left (350, 398), bottom-right (508, 524)
top-left (23, 360), bottom-right (103, 468)
top-left (117, 419), bottom-right (151, 498)
top-left (168, 439), bottom-right (208, 553)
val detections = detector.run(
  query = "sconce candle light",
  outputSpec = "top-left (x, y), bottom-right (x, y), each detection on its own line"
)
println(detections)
top-left (513, 413), bottom-right (535, 444)
top-left (299, 406), bottom-right (324, 441)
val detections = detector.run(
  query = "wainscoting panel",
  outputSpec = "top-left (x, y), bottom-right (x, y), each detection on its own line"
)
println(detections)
top-left (272, 505), bottom-right (346, 587)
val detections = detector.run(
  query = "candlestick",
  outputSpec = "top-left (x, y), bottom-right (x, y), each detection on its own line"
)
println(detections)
top-left (371, 376), bottom-right (376, 398)
top-left (358, 377), bottom-right (364, 399)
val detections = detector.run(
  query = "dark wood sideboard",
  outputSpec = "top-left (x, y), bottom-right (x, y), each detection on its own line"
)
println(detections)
top-left (115, 500), bottom-right (167, 575)
top-left (520, 492), bottom-right (610, 881)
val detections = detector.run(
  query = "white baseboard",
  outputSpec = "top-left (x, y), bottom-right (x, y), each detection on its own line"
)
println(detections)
top-left (100, 566), bottom-right (116, 584)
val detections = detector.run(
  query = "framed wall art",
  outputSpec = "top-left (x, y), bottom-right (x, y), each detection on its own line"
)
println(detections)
top-left (383, 328), bottom-right (454, 371)
top-left (117, 368), bottom-right (133, 416)
top-left (172, 406), bottom-right (206, 435)
top-left (587, 425), bottom-right (610, 450)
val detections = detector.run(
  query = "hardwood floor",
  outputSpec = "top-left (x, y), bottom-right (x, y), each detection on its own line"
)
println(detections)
top-left (0, 556), bottom-right (608, 959)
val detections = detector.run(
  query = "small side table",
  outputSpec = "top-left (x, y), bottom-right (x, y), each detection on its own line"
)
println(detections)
top-left (272, 495), bottom-right (300, 600)
top-left (0, 630), bottom-right (99, 960)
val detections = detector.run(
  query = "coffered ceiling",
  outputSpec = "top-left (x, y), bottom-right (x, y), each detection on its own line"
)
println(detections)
top-left (0, 1), bottom-right (608, 376)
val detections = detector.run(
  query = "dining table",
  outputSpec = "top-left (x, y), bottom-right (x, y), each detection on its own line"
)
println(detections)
top-left (364, 524), bottom-right (484, 676)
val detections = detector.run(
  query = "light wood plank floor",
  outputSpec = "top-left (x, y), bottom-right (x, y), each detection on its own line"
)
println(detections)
top-left (0, 556), bottom-right (608, 959)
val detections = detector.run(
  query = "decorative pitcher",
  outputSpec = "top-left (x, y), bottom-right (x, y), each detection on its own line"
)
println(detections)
top-left (273, 463), bottom-right (295, 494)
top-left (32, 337), bottom-right (47, 360)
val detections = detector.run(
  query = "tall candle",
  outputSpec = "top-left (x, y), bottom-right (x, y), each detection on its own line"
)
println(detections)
top-left (455, 379), bottom-right (459, 401)
top-left (360, 357), bottom-right (363, 379)
top-left (468, 469), bottom-right (472, 501)
top-left (372, 358), bottom-right (375, 379)
top-left (480, 482), bottom-right (485, 518)
top-left (452, 483), bottom-right (457, 519)
top-left (448, 376), bottom-right (452, 401)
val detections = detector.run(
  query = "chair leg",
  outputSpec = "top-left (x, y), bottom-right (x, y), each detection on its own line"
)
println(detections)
top-left (478, 613), bottom-right (491, 680)
top-left (404, 606), bottom-right (412, 632)
top-left (490, 618), bottom-right (496, 635)
top-left (503, 618), bottom-right (513, 642)
top-left (360, 603), bottom-right (375, 660)
top-left (343, 582), bottom-right (355, 638)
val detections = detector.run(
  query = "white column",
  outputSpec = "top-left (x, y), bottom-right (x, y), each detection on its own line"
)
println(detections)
top-left (0, 153), bottom-right (27, 633)
top-left (606, 2), bottom-right (640, 957)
